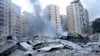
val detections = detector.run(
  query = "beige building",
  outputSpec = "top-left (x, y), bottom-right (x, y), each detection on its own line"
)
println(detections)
top-left (66, 5), bottom-right (74, 33)
top-left (43, 5), bottom-right (62, 36)
top-left (66, 0), bottom-right (89, 34)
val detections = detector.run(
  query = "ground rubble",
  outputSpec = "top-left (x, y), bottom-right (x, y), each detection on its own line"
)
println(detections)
top-left (0, 34), bottom-right (100, 56)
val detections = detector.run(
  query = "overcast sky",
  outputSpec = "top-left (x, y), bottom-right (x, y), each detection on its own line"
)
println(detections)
top-left (12, 0), bottom-right (100, 21)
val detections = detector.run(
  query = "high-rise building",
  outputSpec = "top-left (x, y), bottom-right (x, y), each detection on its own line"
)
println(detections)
top-left (22, 11), bottom-right (34, 39)
top-left (67, 0), bottom-right (88, 34)
top-left (0, 0), bottom-right (12, 37)
top-left (43, 5), bottom-right (62, 36)
top-left (60, 15), bottom-right (67, 31)
top-left (83, 9), bottom-right (89, 34)
top-left (89, 22), bottom-right (94, 34)
top-left (20, 15), bottom-right (24, 40)
top-left (9, 3), bottom-right (21, 38)
top-left (0, 0), bottom-right (21, 38)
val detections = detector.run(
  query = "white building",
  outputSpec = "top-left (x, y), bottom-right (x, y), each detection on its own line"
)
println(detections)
top-left (83, 9), bottom-right (89, 34)
top-left (0, 0), bottom-right (11, 37)
top-left (0, 0), bottom-right (21, 38)
top-left (9, 3), bottom-right (21, 38)
top-left (67, 0), bottom-right (88, 34)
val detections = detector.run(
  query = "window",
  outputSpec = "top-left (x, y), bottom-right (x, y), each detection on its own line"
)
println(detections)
top-left (0, 6), bottom-right (4, 10)
top-left (0, 23), bottom-right (3, 25)
top-left (56, 18), bottom-right (57, 21)
top-left (56, 22), bottom-right (57, 23)
top-left (0, 2), bottom-right (3, 5)
top-left (55, 11), bottom-right (56, 13)
top-left (0, 10), bottom-right (3, 13)
top-left (55, 16), bottom-right (57, 18)
top-left (0, 18), bottom-right (4, 22)
top-left (0, 14), bottom-right (4, 17)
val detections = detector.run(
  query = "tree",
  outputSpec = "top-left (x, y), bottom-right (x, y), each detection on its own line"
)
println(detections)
top-left (92, 18), bottom-right (100, 33)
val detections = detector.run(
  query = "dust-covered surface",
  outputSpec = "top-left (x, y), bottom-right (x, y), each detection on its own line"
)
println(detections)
top-left (0, 33), bottom-right (100, 56)
top-left (0, 36), bottom-right (100, 56)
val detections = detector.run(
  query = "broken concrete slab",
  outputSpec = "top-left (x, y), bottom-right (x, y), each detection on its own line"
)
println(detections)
top-left (9, 49), bottom-right (25, 56)
top-left (0, 40), bottom-right (18, 56)
top-left (38, 44), bottom-right (64, 52)
top-left (20, 42), bottom-right (33, 51)
top-left (60, 40), bottom-right (84, 51)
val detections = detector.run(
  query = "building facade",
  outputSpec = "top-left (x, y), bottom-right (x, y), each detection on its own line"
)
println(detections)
top-left (67, 0), bottom-right (89, 34)
top-left (9, 3), bottom-right (21, 38)
top-left (89, 22), bottom-right (94, 34)
top-left (83, 9), bottom-right (89, 34)
top-left (0, 0), bottom-right (21, 38)
top-left (22, 11), bottom-right (34, 39)
top-left (43, 5), bottom-right (62, 36)
top-left (60, 15), bottom-right (67, 32)
top-left (0, 0), bottom-right (11, 37)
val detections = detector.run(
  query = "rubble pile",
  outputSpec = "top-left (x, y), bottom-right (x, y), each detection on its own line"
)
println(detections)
top-left (0, 33), bottom-right (100, 56)
top-left (89, 33), bottom-right (100, 42)
top-left (59, 32), bottom-right (90, 43)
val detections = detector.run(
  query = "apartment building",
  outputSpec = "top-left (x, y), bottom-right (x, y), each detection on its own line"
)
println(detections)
top-left (67, 0), bottom-right (89, 34)
top-left (43, 5), bottom-right (62, 36)
top-left (9, 3), bottom-right (21, 38)
top-left (0, 0), bottom-right (21, 38)
top-left (83, 9), bottom-right (89, 34)
top-left (60, 15), bottom-right (67, 31)
top-left (22, 11), bottom-right (34, 38)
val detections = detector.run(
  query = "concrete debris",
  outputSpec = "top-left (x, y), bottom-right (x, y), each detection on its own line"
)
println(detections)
top-left (59, 32), bottom-right (89, 43)
top-left (85, 42), bottom-right (98, 48)
top-left (58, 32), bottom-right (81, 40)
top-left (67, 32), bottom-right (82, 38)
top-left (24, 51), bottom-right (33, 56)
top-left (92, 45), bottom-right (100, 54)
top-left (0, 40), bottom-right (18, 56)
top-left (89, 33), bottom-right (100, 42)
top-left (0, 34), bottom-right (100, 56)
top-left (20, 42), bottom-right (33, 51)
top-left (33, 42), bottom-right (49, 50)
top-left (9, 49), bottom-right (25, 56)
top-left (60, 40), bottom-right (83, 50)
top-left (58, 36), bottom-right (68, 40)
top-left (6, 36), bottom-right (19, 42)
top-left (38, 44), bottom-right (64, 52)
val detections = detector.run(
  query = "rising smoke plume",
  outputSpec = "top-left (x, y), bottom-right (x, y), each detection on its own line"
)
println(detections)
top-left (29, 0), bottom-right (56, 37)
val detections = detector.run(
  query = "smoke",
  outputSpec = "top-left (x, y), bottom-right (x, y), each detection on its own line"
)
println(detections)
top-left (26, 0), bottom-right (67, 37)
top-left (28, 0), bottom-right (56, 37)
